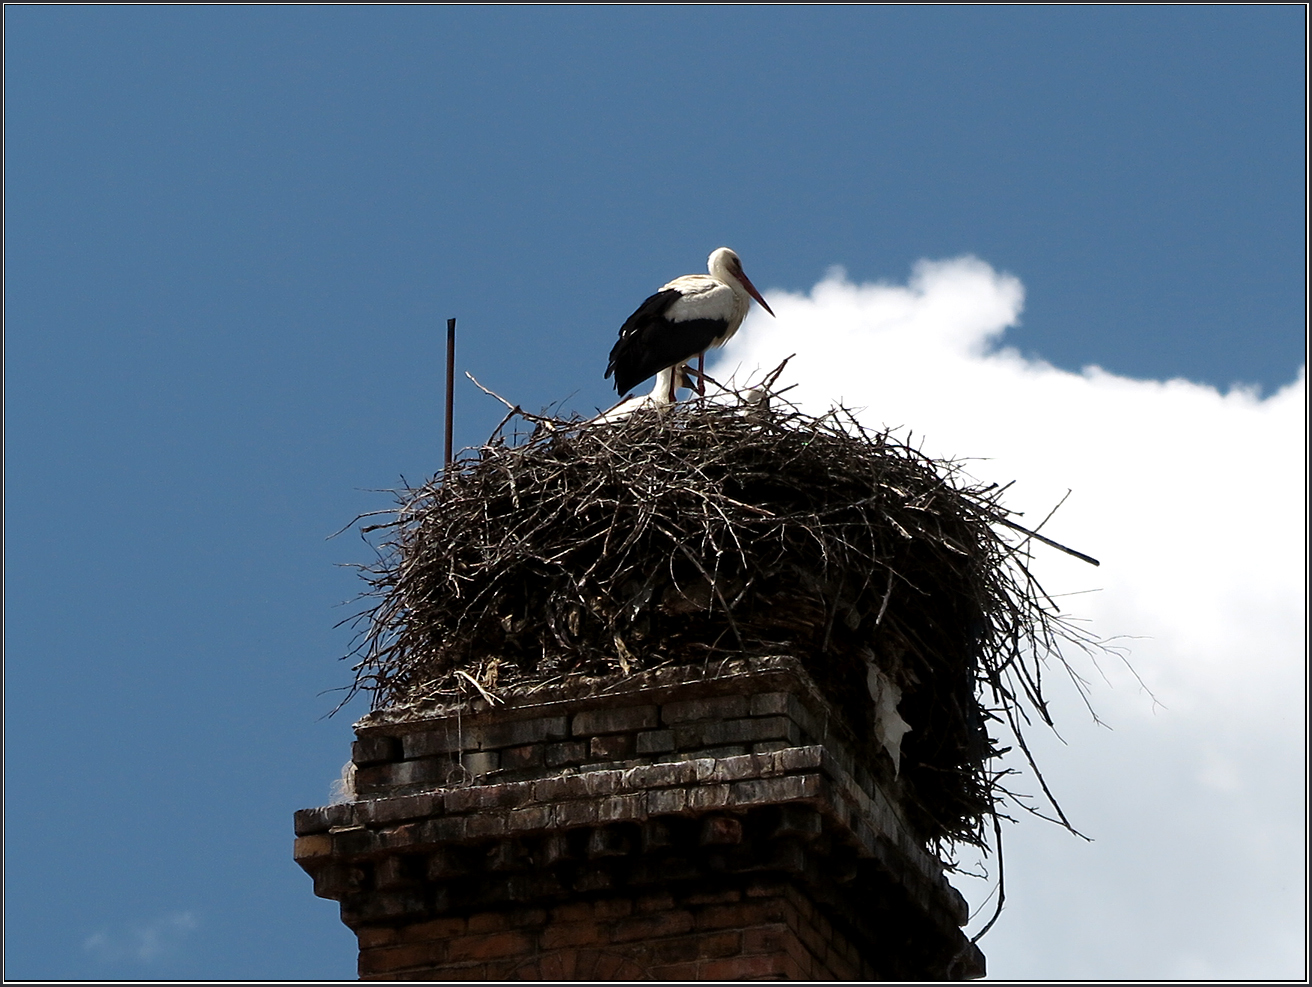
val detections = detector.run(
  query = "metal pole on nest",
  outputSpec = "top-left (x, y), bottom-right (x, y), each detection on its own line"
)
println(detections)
top-left (444, 317), bottom-right (456, 469)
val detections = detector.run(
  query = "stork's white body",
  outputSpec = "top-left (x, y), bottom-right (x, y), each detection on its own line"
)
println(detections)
top-left (605, 247), bottom-right (774, 399)
top-left (656, 270), bottom-right (751, 346)
top-left (589, 367), bottom-right (680, 425)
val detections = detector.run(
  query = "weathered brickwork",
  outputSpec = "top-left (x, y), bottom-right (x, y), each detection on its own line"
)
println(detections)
top-left (297, 656), bottom-right (985, 980)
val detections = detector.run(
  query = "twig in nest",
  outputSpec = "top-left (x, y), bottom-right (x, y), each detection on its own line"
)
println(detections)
top-left (340, 359), bottom-right (1115, 871)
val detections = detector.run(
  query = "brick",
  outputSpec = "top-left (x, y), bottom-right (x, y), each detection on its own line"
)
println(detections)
top-left (647, 961), bottom-right (699, 980)
top-left (749, 692), bottom-right (790, 717)
top-left (360, 793), bottom-right (439, 826)
top-left (540, 920), bottom-right (606, 949)
top-left (342, 889), bottom-right (428, 924)
top-left (700, 815), bottom-right (743, 845)
top-left (588, 951), bottom-right (642, 979)
top-left (586, 826), bottom-right (631, 858)
top-left (589, 733), bottom-right (635, 760)
top-left (555, 799), bottom-right (600, 827)
top-left (683, 888), bottom-right (741, 906)
top-left (399, 758), bottom-right (454, 788)
top-left (628, 856), bottom-right (696, 886)
top-left (731, 773), bottom-right (821, 806)
top-left (358, 941), bottom-right (447, 975)
top-left (742, 923), bottom-right (791, 955)
top-left (813, 910), bottom-right (833, 942)
top-left (462, 751), bottom-right (499, 777)
top-left (422, 813), bottom-right (469, 845)
top-left (353, 735), bottom-right (400, 766)
top-left (612, 909), bottom-right (695, 942)
top-left (771, 746), bottom-right (823, 772)
top-left (294, 803), bottom-right (354, 836)
top-left (477, 780), bottom-right (534, 810)
top-left (572, 705), bottom-right (659, 736)
top-left (768, 839), bottom-right (807, 874)
top-left (467, 912), bottom-right (508, 934)
top-left (686, 784), bottom-right (731, 811)
top-left (507, 804), bottom-right (552, 832)
top-left (400, 916), bottom-right (466, 941)
top-left (356, 926), bottom-right (398, 948)
top-left (699, 930), bottom-right (743, 958)
top-left (572, 865), bottom-right (613, 892)
top-left (311, 861), bottom-right (366, 898)
top-left (597, 794), bottom-right (644, 823)
top-left (535, 951), bottom-right (578, 980)
top-left (774, 803), bottom-right (823, 840)
top-left (679, 716), bottom-right (795, 748)
top-left (708, 753), bottom-right (767, 783)
top-left (592, 898), bottom-right (633, 920)
top-left (780, 882), bottom-right (814, 920)
top-left (351, 764), bottom-right (391, 793)
top-left (509, 871), bottom-right (564, 902)
top-left (692, 744), bottom-right (750, 760)
top-left (786, 696), bottom-right (824, 742)
top-left (544, 741), bottom-right (589, 767)
top-left (777, 922), bottom-right (817, 975)
top-left (465, 811), bottom-right (508, 839)
top-left (375, 854), bottom-right (418, 890)
top-left (376, 821), bottom-right (426, 851)
top-left (696, 900), bottom-right (785, 930)
top-left (486, 842), bottom-right (523, 872)
top-left (482, 716), bottom-right (569, 749)
top-left (700, 953), bottom-right (790, 981)
top-left (643, 935), bottom-right (703, 965)
top-left (446, 931), bottom-right (535, 962)
top-left (795, 915), bottom-right (827, 960)
top-left (500, 744), bottom-right (544, 770)
top-left (581, 769), bottom-right (623, 796)
top-left (330, 826), bottom-right (378, 857)
top-left (443, 786), bottom-right (481, 814)
top-left (293, 834), bottom-right (333, 861)
top-left (395, 960), bottom-right (486, 981)
top-left (534, 774), bottom-right (587, 802)
top-left (635, 890), bottom-right (676, 913)
top-left (635, 729), bottom-right (675, 754)
top-left (402, 725), bottom-right (467, 759)
top-left (645, 786), bottom-right (689, 816)
top-left (623, 760), bottom-right (697, 789)
top-left (640, 820), bottom-right (674, 850)
top-left (778, 954), bottom-right (810, 980)
top-left (540, 833), bottom-right (572, 865)
top-left (662, 694), bottom-right (749, 724)
top-left (826, 950), bottom-right (859, 981)
top-left (689, 757), bottom-right (720, 782)
top-left (551, 901), bottom-right (593, 922)
top-left (745, 878), bottom-right (789, 900)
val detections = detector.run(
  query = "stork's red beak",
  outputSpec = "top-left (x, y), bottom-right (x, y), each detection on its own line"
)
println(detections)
top-left (735, 264), bottom-right (776, 317)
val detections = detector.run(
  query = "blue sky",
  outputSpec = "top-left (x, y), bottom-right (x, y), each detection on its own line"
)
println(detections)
top-left (4, 6), bottom-right (1304, 980)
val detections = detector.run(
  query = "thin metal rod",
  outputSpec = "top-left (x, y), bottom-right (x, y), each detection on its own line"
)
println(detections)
top-left (444, 317), bottom-right (456, 468)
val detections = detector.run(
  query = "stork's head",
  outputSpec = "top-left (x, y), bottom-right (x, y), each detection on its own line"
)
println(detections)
top-left (708, 247), bottom-right (776, 317)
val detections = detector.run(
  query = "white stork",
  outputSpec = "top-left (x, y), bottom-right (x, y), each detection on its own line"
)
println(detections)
top-left (605, 247), bottom-right (775, 401)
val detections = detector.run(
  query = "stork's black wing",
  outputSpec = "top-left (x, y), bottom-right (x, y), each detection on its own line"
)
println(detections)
top-left (606, 289), bottom-right (727, 395)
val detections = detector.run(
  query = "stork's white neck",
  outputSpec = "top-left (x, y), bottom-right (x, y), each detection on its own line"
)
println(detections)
top-left (707, 247), bottom-right (740, 286)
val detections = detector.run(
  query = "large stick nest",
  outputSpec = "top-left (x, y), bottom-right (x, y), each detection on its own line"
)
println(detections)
top-left (344, 374), bottom-right (1095, 852)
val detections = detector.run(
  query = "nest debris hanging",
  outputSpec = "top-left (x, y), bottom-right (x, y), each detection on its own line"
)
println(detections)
top-left (342, 368), bottom-right (1100, 852)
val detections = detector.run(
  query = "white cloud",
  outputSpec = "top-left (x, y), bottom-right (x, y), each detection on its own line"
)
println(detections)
top-left (83, 910), bottom-right (198, 965)
top-left (709, 258), bottom-right (1306, 979)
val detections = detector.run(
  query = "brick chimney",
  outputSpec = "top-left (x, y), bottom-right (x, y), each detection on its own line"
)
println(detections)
top-left (295, 656), bottom-right (985, 980)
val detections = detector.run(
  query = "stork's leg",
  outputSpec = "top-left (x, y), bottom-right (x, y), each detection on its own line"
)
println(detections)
top-left (697, 353), bottom-right (706, 397)
top-left (667, 368), bottom-right (677, 404)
